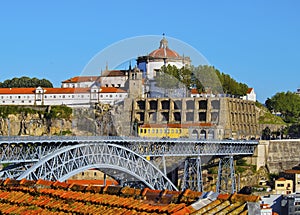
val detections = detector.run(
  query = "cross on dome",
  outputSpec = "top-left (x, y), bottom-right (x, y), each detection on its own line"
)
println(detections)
top-left (159, 33), bottom-right (168, 49)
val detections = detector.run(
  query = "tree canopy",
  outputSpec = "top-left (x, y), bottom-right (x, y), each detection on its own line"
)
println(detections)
top-left (154, 65), bottom-right (249, 96)
top-left (265, 91), bottom-right (300, 123)
top-left (0, 76), bottom-right (53, 88)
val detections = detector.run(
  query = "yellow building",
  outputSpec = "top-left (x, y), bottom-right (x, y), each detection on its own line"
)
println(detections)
top-left (275, 177), bottom-right (293, 195)
top-left (138, 123), bottom-right (213, 139)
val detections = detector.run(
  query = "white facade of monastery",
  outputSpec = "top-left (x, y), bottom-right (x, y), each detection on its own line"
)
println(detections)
top-left (0, 86), bottom-right (127, 107)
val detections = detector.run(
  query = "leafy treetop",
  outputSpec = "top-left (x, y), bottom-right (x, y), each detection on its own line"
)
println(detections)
top-left (265, 91), bottom-right (300, 123)
top-left (155, 65), bottom-right (249, 96)
top-left (0, 76), bottom-right (53, 88)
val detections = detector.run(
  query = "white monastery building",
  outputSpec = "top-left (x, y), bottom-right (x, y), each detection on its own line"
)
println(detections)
top-left (0, 86), bottom-right (127, 107)
top-left (0, 37), bottom-right (256, 107)
top-left (137, 36), bottom-right (191, 79)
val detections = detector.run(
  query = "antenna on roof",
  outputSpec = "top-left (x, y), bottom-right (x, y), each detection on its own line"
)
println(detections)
top-left (105, 62), bottom-right (108, 71)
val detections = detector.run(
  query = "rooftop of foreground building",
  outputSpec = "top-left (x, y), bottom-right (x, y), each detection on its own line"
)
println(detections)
top-left (0, 178), bottom-right (261, 214)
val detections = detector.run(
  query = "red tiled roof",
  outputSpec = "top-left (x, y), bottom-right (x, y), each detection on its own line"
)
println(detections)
top-left (66, 179), bottom-right (118, 186)
top-left (100, 87), bottom-right (126, 93)
top-left (149, 47), bottom-right (181, 58)
top-left (284, 169), bottom-right (300, 174)
top-left (191, 89), bottom-right (198, 94)
top-left (0, 179), bottom-right (260, 214)
top-left (0, 88), bottom-right (35, 94)
top-left (246, 88), bottom-right (253, 94)
top-left (101, 70), bottom-right (127, 77)
top-left (61, 76), bottom-right (99, 83)
top-left (277, 177), bottom-right (287, 181)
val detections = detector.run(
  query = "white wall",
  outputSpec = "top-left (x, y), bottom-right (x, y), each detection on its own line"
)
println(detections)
top-left (100, 76), bottom-right (127, 88)
top-left (147, 61), bottom-right (184, 79)
top-left (0, 92), bottom-right (128, 107)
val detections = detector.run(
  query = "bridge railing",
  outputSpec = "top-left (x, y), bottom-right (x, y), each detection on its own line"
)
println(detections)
top-left (0, 135), bottom-right (258, 145)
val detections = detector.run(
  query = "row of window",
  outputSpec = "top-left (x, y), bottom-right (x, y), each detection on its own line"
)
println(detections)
top-left (1, 95), bottom-right (33, 99)
top-left (2, 100), bottom-right (32, 103)
top-left (139, 128), bottom-right (182, 134)
top-left (0, 93), bottom-right (127, 100)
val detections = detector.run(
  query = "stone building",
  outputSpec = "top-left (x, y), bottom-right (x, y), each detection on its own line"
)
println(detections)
top-left (122, 96), bottom-right (258, 139)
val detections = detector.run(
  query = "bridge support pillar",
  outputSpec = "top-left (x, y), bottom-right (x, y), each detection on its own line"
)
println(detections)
top-left (181, 156), bottom-right (203, 192)
top-left (216, 155), bottom-right (236, 194)
top-left (167, 167), bottom-right (179, 188)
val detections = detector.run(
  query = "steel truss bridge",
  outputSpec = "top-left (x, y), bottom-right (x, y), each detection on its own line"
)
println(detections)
top-left (0, 136), bottom-right (258, 193)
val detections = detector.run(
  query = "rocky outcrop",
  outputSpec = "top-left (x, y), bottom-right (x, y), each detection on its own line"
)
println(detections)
top-left (0, 104), bottom-right (114, 136)
top-left (0, 113), bottom-right (72, 136)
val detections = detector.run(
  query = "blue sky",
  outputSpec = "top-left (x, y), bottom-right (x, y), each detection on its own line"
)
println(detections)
top-left (0, 1), bottom-right (299, 102)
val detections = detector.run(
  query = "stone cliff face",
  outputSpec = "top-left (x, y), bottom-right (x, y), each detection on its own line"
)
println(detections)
top-left (0, 113), bottom-right (72, 136)
top-left (0, 104), bottom-right (115, 137)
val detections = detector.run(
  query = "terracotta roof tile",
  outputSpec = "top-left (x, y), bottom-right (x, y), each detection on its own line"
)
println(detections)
top-left (246, 88), bottom-right (254, 94)
top-left (149, 47), bottom-right (181, 59)
top-left (285, 169), bottom-right (300, 174)
top-left (101, 70), bottom-right (127, 77)
top-left (0, 180), bottom-right (260, 214)
top-left (277, 177), bottom-right (287, 181)
top-left (61, 76), bottom-right (99, 83)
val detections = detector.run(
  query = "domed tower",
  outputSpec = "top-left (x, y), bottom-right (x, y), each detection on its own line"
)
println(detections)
top-left (137, 35), bottom-right (191, 79)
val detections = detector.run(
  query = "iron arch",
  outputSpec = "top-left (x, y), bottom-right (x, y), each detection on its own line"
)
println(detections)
top-left (17, 143), bottom-right (177, 191)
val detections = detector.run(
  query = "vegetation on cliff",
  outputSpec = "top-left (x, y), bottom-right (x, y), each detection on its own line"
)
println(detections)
top-left (45, 106), bottom-right (72, 119)
top-left (0, 105), bottom-right (72, 120)
top-left (0, 106), bottom-right (42, 118)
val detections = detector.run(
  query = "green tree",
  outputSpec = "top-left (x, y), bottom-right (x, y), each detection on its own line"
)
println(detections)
top-left (0, 76), bottom-right (53, 88)
top-left (265, 91), bottom-right (300, 123)
top-left (154, 64), bottom-right (249, 96)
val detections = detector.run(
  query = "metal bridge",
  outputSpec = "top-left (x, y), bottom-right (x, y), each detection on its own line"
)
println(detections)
top-left (0, 136), bottom-right (258, 193)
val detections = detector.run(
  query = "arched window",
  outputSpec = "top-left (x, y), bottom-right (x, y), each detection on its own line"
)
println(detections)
top-left (200, 129), bottom-right (206, 139)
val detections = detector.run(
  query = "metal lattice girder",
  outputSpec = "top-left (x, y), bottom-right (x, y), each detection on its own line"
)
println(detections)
top-left (181, 156), bottom-right (203, 192)
top-left (0, 136), bottom-right (258, 164)
top-left (0, 163), bottom-right (33, 179)
top-left (216, 156), bottom-right (236, 194)
top-left (17, 143), bottom-right (178, 191)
